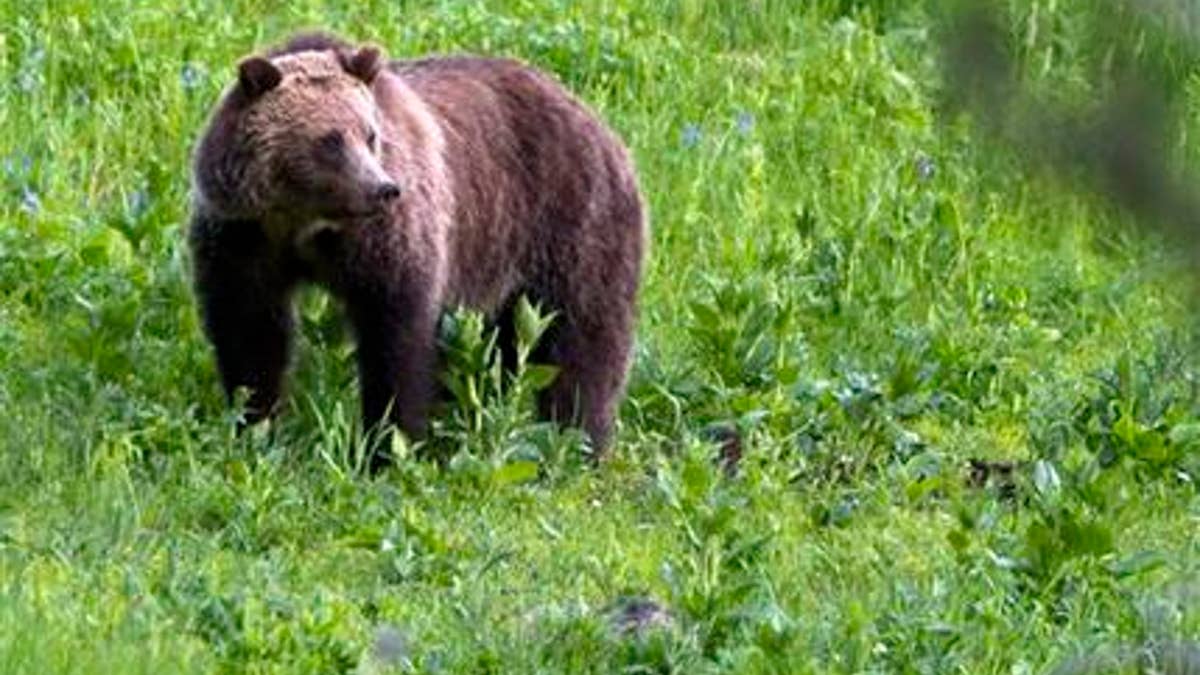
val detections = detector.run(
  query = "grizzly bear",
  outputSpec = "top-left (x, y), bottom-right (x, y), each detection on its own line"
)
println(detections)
top-left (188, 32), bottom-right (645, 461)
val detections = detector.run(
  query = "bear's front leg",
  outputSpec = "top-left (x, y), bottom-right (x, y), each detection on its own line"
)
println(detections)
top-left (189, 215), bottom-right (296, 426)
top-left (342, 266), bottom-right (440, 457)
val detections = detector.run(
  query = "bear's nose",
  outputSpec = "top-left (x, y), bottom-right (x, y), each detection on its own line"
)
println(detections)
top-left (374, 182), bottom-right (402, 203)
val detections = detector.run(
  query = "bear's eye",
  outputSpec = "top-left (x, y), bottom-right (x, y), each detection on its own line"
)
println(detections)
top-left (365, 129), bottom-right (379, 150)
top-left (316, 131), bottom-right (344, 161)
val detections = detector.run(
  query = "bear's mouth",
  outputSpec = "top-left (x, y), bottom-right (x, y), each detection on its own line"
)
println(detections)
top-left (320, 205), bottom-right (389, 222)
top-left (296, 218), bottom-right (342, 245)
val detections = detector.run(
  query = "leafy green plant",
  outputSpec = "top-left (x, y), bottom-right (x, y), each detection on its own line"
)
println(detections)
top-left (1073, 348), bottom-right (1200, 480)
top-left (687, 276), bottom-right (803, 392)
top-left (432, 296), bottom-right (587, 487)
top-left (653, 441), bottom-right (787, 659)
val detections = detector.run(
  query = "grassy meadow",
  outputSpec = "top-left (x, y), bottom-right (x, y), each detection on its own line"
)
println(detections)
top-left (2, 1), bottom-right (1199, 672)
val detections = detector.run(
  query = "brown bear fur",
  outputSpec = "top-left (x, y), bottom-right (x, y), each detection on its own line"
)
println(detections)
top-left (188, 32), bottom-right (646, 460)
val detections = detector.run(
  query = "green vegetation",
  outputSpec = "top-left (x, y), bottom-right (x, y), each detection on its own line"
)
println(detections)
top-left (2, 1), bottom-right (1198, 672)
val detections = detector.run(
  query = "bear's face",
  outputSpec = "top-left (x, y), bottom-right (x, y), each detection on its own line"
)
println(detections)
top-left (196, 46), bottom-right (401, 229)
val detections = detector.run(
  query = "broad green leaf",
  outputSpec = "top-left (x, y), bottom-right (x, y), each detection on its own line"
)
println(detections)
top-left (492, 460), bottom-right (540, 487)
top-left (523, 364), bottom-right (560, 391)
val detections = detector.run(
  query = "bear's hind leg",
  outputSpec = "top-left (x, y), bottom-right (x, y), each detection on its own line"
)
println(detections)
top-left (535, 309), bottom-right (634, 455)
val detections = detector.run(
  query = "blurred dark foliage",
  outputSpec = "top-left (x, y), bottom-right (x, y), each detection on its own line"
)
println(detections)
top-left (938, 0), bottom-right (1200, 261)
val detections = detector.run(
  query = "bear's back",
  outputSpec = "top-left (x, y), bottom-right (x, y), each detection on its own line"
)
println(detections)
top-left (387, 55), bottom-right (640, 313)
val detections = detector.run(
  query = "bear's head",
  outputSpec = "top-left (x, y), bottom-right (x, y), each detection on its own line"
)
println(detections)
top-left (193, 44), bottom-right (401, 227)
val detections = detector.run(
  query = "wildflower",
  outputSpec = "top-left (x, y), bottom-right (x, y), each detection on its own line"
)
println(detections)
top-left (735, 110), bottom-right (755, 135)
top-left (17, 47), bottom-right (45, 94)
top-left (17, 71), bottom-right (39, 93)
top-left (180, 62), bottom-right (204, 90)
top-left (20, 186), bottom-right (40, 214)
top-left (681, 123), bottom-right (702, 149)
top-left (4, 155), bottom-right (32, 180)
top-left (128, 187), bottom-right (149, 218)
top-left (915, 153), bottom-right (936, 181)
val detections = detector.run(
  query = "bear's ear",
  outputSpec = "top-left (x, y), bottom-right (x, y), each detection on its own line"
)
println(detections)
top-left (237, 57), bottom-right (283, 98)
top-left (342, 46), bottom-right (384, 85)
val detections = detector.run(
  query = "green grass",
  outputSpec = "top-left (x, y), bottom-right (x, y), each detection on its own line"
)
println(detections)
top-left (2, 1), bottom-right (1199, 672)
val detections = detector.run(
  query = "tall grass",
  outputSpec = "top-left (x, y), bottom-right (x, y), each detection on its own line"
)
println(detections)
top-left (1, 1), bottom-right (1198, 672)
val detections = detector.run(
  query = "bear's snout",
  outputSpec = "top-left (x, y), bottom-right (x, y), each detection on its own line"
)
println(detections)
top-left (372, 181), bottom-right (402, 204)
